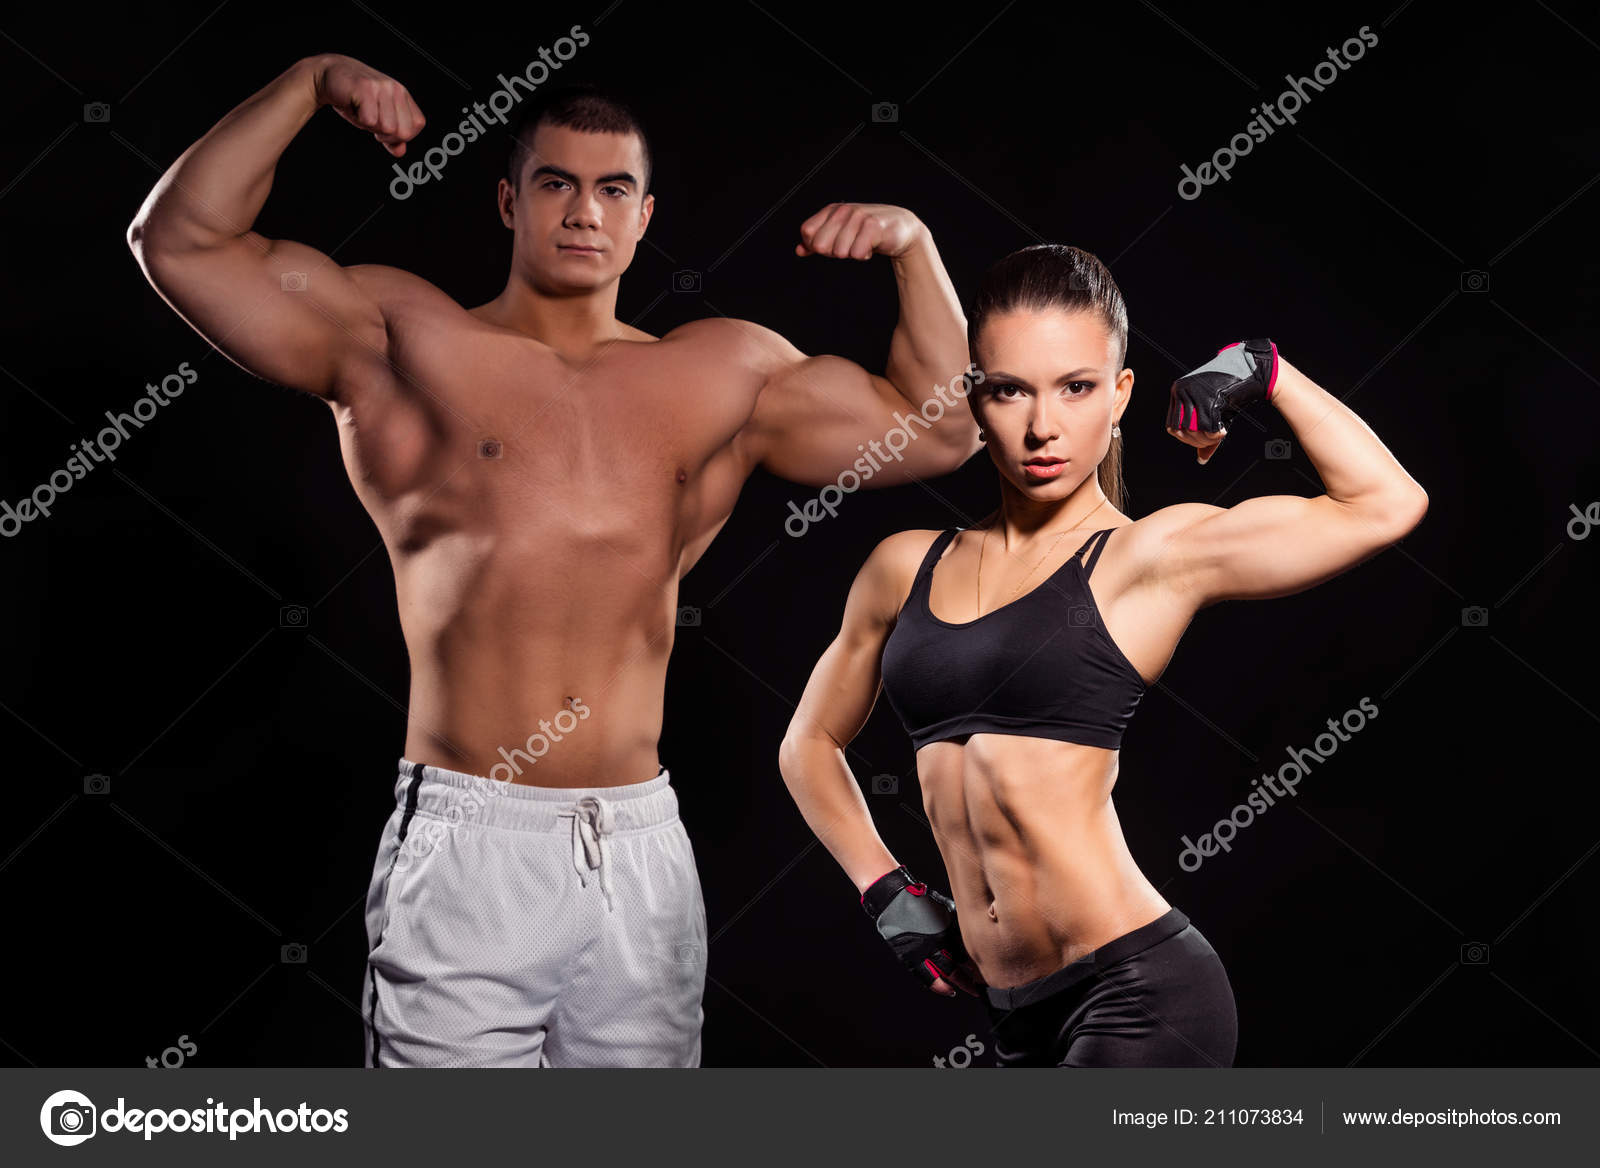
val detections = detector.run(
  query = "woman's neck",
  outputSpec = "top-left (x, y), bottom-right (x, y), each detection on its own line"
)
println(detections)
top-left (990, 479), bottom-right (1114, 547)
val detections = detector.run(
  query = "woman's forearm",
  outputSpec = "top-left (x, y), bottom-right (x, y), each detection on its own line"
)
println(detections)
top-left (1270, 355), bottom-right (1428, 516)
top-left (777, 734), bottom-right (898, 894)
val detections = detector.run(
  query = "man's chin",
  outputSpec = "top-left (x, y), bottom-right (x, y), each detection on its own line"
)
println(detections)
top-left (533, 268), bottom-right (618, 296)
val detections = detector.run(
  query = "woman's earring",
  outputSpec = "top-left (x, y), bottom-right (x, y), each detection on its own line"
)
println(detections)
top-left (1111, 425), bottom-right (1121, 439)
top-left (978, 429), bottom-right (986, 443)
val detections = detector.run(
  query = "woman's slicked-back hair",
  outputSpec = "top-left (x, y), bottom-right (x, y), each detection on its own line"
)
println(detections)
top-left (967, 244), bottom-right (1130, 511)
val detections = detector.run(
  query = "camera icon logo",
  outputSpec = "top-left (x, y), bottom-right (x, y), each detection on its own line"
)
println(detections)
top-left (83, 773), bottom-right (110, 795)
top-left (676, 606), bottom-right (701, 628)
top-left (1068, 605), bottom-right (1094, 628)
top-left (1461, 606), bottom-right (1488, 628)
top-left (40, 1090), bottom-right (97, 1146)
top-left (478, 438), bottom-right (503, 459)
top-left (1265, 438), bottom-right (1292, 460)
top-left (675, 942), bottom-right (702, 964)
top-left (281, 943), bottom-right (307, 964)
top-left (672, 269), bottom-right (702, 293)
top-left (279, 604), bottom-right (308, 628)
top-left (1460, 941), bottom-right (1490, 965)
top-left (280, 271), bottom-right (308, 292)
top-left (871, 102), bottom-right (899, 123)
top-left (83, 102), bottom-right (111, 123)
top-left (1459, 270), bottom-right (1490, 292)
top-left (870, 774), bottom-right (898, 796)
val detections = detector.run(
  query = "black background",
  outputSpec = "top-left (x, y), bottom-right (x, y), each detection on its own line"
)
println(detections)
top-left (3, 0), bottom-right (1597, 1068)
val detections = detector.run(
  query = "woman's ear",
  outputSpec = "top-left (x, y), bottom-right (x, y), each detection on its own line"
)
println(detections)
top-left (1114, 366), bottom-right (1134, 423)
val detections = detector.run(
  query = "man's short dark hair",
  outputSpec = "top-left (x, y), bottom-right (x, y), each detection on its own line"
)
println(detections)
top-left (505, 83), bottom-right (653, 195)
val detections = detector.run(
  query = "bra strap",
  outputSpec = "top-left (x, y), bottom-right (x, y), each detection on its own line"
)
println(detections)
top-left (1078, 528), bottom-right (1115, 580)
top-left (910, 528), bottom-right (960, 591)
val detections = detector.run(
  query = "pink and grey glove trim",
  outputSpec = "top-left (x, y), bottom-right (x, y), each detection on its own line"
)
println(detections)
top-left (1167, 338), bottom-right (1278, 434)
top-left (861, 866), bottom-right (966, 989)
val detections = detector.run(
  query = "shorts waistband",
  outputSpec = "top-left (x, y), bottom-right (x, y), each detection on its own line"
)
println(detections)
top-left (984, 907), bottom-right (1192, 1011)
top-left (393, 758), bottom-right (679, 834)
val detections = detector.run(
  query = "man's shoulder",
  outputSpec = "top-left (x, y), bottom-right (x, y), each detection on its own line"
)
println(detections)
top-left (661, 316), bottom-right (805, 375)
top-left (345, 263), bottom-right (460, 318)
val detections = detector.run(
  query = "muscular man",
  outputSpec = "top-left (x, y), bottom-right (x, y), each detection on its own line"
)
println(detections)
top-left (126, 53), bottom-right (979, 1067)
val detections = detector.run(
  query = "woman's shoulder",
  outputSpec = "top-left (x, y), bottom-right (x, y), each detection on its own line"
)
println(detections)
top-left (863, 527), bottom-right (953, 574)
top-left (1101, 504), bottom-right (1227, 585)
top-left (856, 527), bottom-right (957, 603)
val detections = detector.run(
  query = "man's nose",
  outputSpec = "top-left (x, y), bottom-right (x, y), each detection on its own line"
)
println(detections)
top-left (565, 191), bottom-right (602, 229)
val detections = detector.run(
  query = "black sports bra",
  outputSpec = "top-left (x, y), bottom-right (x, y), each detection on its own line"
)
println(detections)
top-left (879, 527), bottom-right (1148, 751)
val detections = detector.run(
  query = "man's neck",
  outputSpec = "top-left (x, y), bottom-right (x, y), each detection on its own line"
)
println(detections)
top-left (476, 276), bottom-right (627, 357)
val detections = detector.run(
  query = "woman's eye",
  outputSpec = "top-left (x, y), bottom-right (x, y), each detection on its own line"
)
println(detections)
top-left (993, 383), bottom-right (1021, 398)
top-left (1064, 381), bottom-right (1094, 395)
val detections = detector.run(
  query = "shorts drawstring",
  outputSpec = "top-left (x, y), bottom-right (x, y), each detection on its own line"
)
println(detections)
top-left (561, 796), bottom-right (615, 912)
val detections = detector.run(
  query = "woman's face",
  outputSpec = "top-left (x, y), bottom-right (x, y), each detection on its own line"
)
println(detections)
top-left (972, 308), bottom-right (1134, 501)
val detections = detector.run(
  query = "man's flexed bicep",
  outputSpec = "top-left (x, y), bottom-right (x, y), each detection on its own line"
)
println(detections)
top-left (741, 204), bottom-right (981, 488)
top-left (130, 231), bottom-right (391, 399)
top-left (127, 54), bottom-right (425, 400)
top-left (745, 343), bottom-right (983, 488)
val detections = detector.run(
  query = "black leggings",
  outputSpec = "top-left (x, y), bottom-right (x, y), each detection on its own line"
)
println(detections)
top-left (983, 907), bottom-right (1237, 1067)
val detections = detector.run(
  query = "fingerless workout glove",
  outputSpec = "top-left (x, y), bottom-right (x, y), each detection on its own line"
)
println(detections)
top-left (1167, 338), bottom-right (1278, 434)
top-left (861, 865), bottom-right (966, 988)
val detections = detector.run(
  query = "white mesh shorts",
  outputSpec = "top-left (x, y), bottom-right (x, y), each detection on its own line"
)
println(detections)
top-left (360, 758), bottom-right (708, 1067)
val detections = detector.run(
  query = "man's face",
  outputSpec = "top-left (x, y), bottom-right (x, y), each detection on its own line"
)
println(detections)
top-left (498, 123), bottom-right (653, 295)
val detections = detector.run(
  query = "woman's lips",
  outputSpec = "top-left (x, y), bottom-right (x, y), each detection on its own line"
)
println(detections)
top-left (1023, 460), bottom-right (1066, 480)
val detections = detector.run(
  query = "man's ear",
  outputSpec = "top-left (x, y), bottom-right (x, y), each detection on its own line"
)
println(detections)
top-left (637, 192), bottom-right (655, 239)
top-left (496, 177), bottom-right (516, 230)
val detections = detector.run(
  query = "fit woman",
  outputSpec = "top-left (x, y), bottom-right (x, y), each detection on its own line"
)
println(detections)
top-left (777, 244), bottom-right (1428, 1066)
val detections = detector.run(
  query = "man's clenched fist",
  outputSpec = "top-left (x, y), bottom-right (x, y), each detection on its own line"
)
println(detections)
top-left (796, 203), bottom-right (926, 260)
top-left (312, 54), bottom-right (426, 158)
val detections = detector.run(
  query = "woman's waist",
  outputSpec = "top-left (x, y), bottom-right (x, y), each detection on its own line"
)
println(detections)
top-left (933, 825), bottom-right (1167, 988)
top-left (960, 879), bottom-right (1174, 990)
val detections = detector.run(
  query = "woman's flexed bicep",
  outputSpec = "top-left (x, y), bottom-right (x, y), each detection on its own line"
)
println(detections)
top-left (1148, 494), bottom-right (1424, 607)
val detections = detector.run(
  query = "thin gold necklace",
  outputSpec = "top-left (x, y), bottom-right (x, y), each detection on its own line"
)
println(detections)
top-left (975, 497), bottom-right (1109, 618)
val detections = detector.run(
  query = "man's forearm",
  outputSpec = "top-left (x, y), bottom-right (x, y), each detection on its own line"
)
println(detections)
top-left (129, 55), bottom-right (329, 255)
top-left (883, 224), bottom-right (978, 449)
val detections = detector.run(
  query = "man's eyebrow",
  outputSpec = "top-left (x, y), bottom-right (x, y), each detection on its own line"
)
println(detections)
top-left (529, 164), bottom-right (579, 184)
top-left (527, 164), bottom-right (638, 187)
